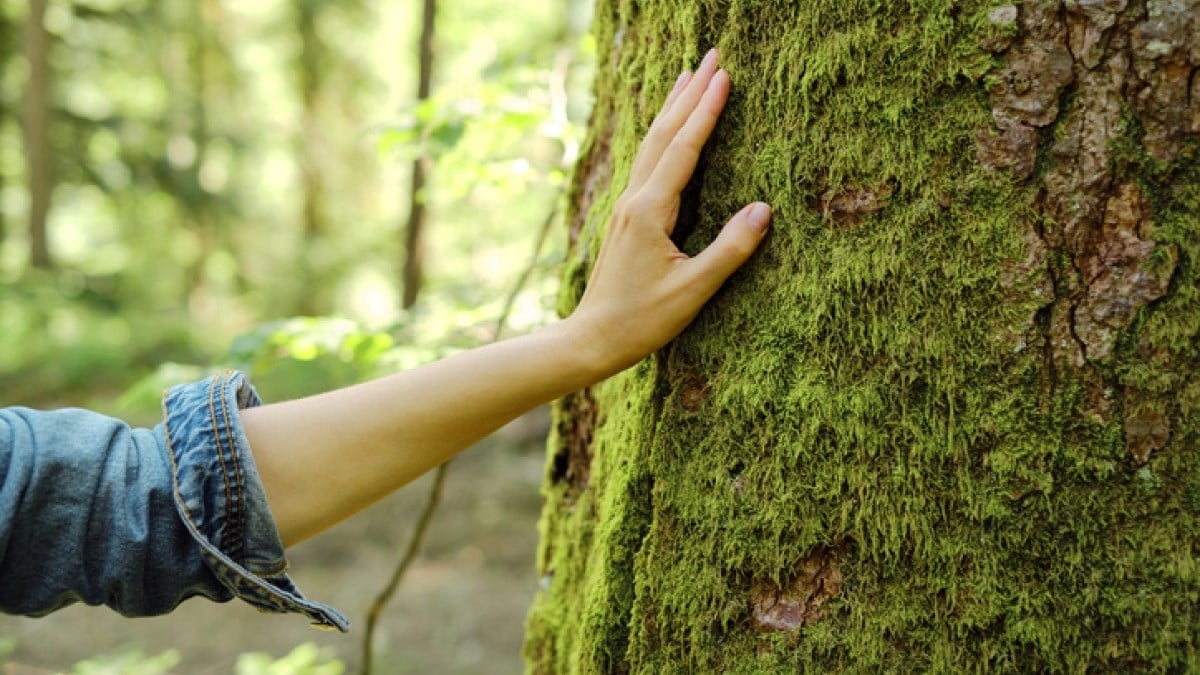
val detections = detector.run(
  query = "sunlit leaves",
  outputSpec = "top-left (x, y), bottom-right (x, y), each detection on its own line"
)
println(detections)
top-left (235, 642), bottom-right (345, 675)
top-left (223, 317), bottom-right (394, 399)
top-left (67, 648), bottom-right (180, 675)
top-left (377, 53), bottom-right (585, 202)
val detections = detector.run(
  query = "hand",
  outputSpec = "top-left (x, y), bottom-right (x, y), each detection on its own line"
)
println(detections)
top-left (244, 51), bottom-right (770, 546)
top-left (568, 48), bottom-right (772, 376)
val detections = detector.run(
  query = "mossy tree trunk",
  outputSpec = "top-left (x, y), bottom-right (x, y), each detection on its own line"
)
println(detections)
top-left (524, 0), bottom-right (1199, 672)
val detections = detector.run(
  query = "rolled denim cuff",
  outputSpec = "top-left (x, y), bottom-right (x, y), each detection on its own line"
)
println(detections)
top-left (162, 371), bottom-right (349, 632)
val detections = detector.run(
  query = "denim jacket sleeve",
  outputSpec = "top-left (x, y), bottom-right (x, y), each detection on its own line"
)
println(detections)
top-left (0, 371), bottom-right (349, 632)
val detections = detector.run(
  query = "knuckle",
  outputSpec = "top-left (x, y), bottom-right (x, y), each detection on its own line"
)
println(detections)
top-left (624, 191), bottom-right (660, 217)
top-left (670, 133), bottom-right (703, 156)
top-left (639, 124), bottom-right (668, 153)
top-left (717, 235), bottom-right (751, 261)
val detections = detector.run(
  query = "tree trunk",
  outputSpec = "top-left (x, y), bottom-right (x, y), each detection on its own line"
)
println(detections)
top-left (0, 10), bottom-right (13, 255)
top-left (400, 0), bottom-right (436, 309)
top-left (295, 0), bottom-right (329, 316)
top-left (524, 1), bottom-right (1200, 672)
top-left (23, 0), bottom-right (52, 269)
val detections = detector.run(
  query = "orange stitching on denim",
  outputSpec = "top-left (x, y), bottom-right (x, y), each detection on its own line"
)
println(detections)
top-left (217, 370), bottom-right (248, 565)
top-left (216, 373), bottom-right (289, 577)
top-left (208, 372), bottom-right (241, 562)
top-left (162, 388), bottom-right (297, 594)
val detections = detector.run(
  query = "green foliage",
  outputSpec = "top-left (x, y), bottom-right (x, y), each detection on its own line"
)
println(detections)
top-left (1, 0), bottom-right (592, 415)
top-left (67, 648), bottom-right (180, 675)
top-left (0, 642), bottom-right (340, 675)
top-left (226, 317), bottom-right (395, 400)
top-left (0, 270), bottom-right (196, 412)
top-left (235, 643), bottom-right (345, 675)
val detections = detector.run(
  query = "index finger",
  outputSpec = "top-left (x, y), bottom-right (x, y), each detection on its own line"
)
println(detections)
top-left (643, 67), bottom-right (731, 199)
top-left (627, 49), bottom-right (721, 192)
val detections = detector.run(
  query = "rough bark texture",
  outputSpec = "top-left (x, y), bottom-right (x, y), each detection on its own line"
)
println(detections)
top-left (525, 0), bottom-right (1199, 672)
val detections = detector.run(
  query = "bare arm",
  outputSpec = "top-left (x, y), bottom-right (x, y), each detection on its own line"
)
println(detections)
top-left (242, 49), bottom-right (772, 547)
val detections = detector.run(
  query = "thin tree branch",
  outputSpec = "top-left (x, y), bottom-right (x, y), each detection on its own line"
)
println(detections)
top-left (360, 193), bottom-right (563, 675)
top-left (359, 457), bottom-right (448, 675)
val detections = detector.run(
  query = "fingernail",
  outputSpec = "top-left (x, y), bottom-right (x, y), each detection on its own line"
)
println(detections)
top-left (701, 48), bottom-right (718, 69)
top-left (672, 71), bottom-right (689, 93)
top-left (747, 202), bottom-right (772, 233)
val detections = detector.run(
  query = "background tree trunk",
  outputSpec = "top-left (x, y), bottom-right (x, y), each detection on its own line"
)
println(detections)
top-left (400, 0), bottom-right (436, 309)
top-left (0, 8), bottom-right (14, 256)
top-left (295, 0), bottom-right (330, 316)
top-left (23, 0), bottom-right (52, 269)
top-left (524, 0), bottom-right (1199, 672)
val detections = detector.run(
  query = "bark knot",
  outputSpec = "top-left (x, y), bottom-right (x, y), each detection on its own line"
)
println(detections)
top-left (678, 373), bottom-right (711, 413)
top-left (750, 542), bottom-right (849, 632)
top-left (814, 183), bottom-right (892, 226)
top-left (1124, 401), bottom-right (1171, 465)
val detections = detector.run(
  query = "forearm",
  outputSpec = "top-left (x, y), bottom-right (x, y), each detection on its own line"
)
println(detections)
top-left (243, 48), bottom-right (769, 549)
top-left (241, 318), bottom-right (608, 546)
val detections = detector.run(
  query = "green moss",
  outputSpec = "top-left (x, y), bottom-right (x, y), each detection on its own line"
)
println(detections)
top-left (526, 1), bottom-right (1200, 673)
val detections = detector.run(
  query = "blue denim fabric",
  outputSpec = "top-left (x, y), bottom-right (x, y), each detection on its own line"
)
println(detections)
top-left (0, 371), bottom-right (349, 631)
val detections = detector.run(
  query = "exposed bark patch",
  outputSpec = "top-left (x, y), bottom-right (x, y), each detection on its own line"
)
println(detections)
top-left (678, 373), bottom-right (710, 413)
top-left (1124, 400), bottom-right (1171, 465)
top-left (978, 0), bottom-right (1195, 458)
top-left (981, 4), bottom-right (1019, 53)
top-left (551, 388), bottom-right (597, 497)
top-left (1073, 182), bottom-right (1177, 361)
top-left (1064, 0), bottom-right (1127, 70)
top-left (568, 113), bottom-right (617, 250)
top-left (976, 124), bottom-right (1041, 179)
top-left (984, 1), bottom-right (1189, 444)
top-left (977, 2), bottom-right (1075, 180)
top-left (1129, 0), bottom-right (1200, 162)
top-left (749, 542), bottom-right (849, 632)
top-left (814, 183), bottom-right (892, 226)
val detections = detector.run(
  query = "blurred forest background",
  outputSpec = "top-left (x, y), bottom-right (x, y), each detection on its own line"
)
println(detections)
top-left (0, 0), bottom-right (597, 671)
top-left (1, 0), bottom-right (595, 415)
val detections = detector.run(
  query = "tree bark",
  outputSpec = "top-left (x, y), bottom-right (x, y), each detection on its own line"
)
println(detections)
top-left (525, 1), bottom-right (1200, 672)
top-left (295, 0), bottom-right (329, 316)
top-left (23, 0), bottom-right (51, 269)
top-left (400, 0), bottom-right (436, 309)
top-left (0, 11), bottom-right (12, 254)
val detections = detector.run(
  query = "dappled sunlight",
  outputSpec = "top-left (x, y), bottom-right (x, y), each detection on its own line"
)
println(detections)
top-left (342, 266), bottom-right (400, 327)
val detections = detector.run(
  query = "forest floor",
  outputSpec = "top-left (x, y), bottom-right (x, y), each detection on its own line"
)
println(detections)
top-left (0, 408), bottom-right (552, 674)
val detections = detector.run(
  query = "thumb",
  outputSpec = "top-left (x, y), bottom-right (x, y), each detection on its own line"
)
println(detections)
top-left (686, 201), bottom-right (771, 295)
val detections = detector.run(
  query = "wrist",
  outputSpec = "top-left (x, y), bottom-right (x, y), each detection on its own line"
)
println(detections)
top-left (553, 314), bottom-right (626, 386)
